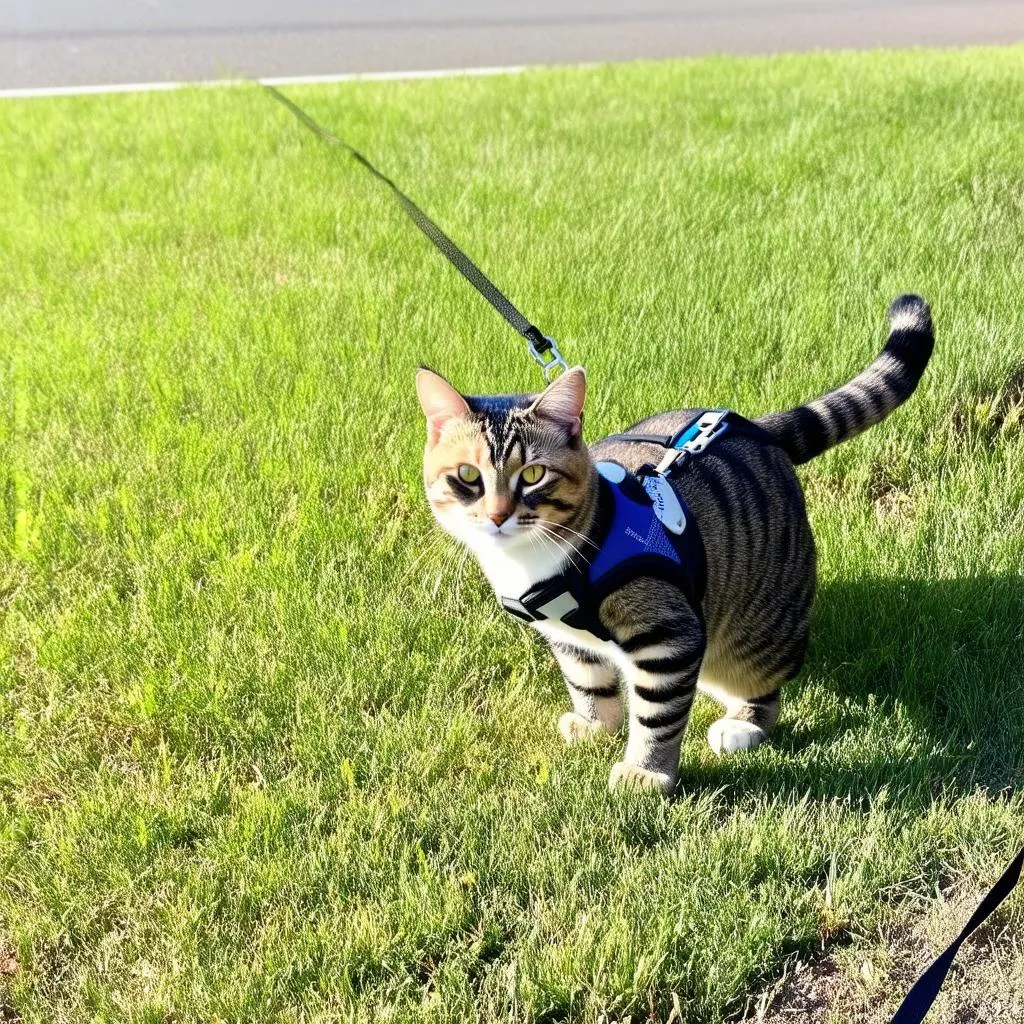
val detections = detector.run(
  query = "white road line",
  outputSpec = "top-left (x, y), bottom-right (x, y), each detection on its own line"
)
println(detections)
top-left (0, 64), bottom-right (534, 100)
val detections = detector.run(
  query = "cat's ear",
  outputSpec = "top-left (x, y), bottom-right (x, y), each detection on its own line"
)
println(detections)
top-left (416, 368), bottom-right (471, 444)
top-left (529, 366), bottom-right (586, 438)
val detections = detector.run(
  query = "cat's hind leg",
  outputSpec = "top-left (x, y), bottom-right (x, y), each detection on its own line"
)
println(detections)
top-left (704, 688), bottom-right (780, 755)
top-left (550, 643), bottom-right (624, 743)
top-left (699, 579), bottom-right (810, 756)
top-left (700, 635), bottom-right (805, 756)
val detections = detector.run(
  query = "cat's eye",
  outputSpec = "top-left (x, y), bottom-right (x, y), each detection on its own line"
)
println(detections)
top-left (457, 464), bottom-right (481, 484)
top-left (521, 464), bottom-right (546, 486)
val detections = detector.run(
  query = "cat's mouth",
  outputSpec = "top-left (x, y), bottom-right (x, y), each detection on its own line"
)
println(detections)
top-left (477, 520), bottom-right (528, 543)
top-left (488, 525), bottom-right (519, 540)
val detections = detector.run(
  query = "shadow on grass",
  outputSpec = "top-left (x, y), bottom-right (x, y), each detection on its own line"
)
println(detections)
top-left (684, 574), bottom-right (1024, 807)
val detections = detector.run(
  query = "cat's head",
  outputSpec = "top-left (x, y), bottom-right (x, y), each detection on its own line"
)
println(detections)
top-left (415, 367), bottom-right (595, 555)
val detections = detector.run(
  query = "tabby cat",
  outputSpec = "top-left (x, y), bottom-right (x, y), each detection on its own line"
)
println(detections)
top-left (416, 296), bottom-right (934, 794)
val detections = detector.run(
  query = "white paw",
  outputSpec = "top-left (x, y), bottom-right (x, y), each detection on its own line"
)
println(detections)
top-left (561, 712), bottom-right (606, 745)
top-left (707, 719), bottom-right (768, 756)
top-left (558, 712), bottom-right (604, 745)
top-left (608, 762), bottom-right (674, 796)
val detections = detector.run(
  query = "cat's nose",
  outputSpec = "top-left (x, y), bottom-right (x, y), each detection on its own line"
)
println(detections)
top-left (488, 511), bottom-right (511, 527)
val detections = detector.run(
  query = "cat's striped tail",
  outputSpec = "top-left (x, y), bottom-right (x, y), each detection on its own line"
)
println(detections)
top-left (756, 294), bottom-right (934, 465)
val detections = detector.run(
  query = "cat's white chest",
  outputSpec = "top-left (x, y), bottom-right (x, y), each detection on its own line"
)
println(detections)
top-left (476, 542), bottom-right (551, 602)
top-left (475, 539), bottom-right (557, 609)
top-left (475, 538), bottom-right (625, 665)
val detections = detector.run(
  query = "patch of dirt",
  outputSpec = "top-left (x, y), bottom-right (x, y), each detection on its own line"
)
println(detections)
top-left (998, 363), bottom-right (1024, 421)
top-left (866, 458), bottom-right (915, 519)
top-left (745, 884), bottom-right (1024, 1024)
top-left (0, 943), bottom-right (18, 1024)
top-left (950, 362), bottom-right (1024, 444)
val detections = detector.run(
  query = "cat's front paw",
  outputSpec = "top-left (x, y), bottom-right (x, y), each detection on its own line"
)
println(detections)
top-left (558, 712), bottom-right (604, 744)
top-left (707, 719), bottom-right (768, 756)
top-left (608, 762), bottom-right (674, 796)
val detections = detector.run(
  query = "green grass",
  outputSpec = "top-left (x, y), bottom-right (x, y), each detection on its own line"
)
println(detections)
top-left (2, 45), bottom-right (1024, 1024)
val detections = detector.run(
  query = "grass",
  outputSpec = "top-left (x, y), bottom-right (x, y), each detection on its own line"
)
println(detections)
top-left (1, 45), bottom-right (1024, 1024)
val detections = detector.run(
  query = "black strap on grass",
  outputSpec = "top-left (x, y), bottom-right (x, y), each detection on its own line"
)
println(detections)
top-left (263, 84), bottom-right (565, 379)
top-left (890, 846), bottom-right (1024, 1024)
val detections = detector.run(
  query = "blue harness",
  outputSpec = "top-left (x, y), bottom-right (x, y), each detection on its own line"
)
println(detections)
top-left (500, 409), bottom-right (779, 642)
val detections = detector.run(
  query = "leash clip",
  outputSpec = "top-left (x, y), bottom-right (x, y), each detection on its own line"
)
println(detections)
top-left (528, 334), bottom-right (568, 381)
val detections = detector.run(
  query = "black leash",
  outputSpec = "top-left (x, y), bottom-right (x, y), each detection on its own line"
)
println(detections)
top-left (262, 84), bottom-right (567, 382)
top-left (890, 846), bottom-right (1024, 1023)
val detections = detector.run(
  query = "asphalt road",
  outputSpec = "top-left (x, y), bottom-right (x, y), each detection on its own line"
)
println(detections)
top-left (2, 0), bottom-right (1023, 90)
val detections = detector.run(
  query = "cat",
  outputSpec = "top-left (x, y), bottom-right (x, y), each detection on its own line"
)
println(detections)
top-left (416, 295), bottom-right (934, 795)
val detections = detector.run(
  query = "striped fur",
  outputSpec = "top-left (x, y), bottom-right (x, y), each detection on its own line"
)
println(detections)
top-left (756, 294), bottom-right (934, 464)
top-left (417, 296), bottom-right (934, 796)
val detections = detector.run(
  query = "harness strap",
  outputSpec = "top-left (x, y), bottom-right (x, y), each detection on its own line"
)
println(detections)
top-left (500, 471), bottom-right (705, 641)
top-left (603, 432), bottom-right (675, 446)
top-left (500, 409), bottom-right (777, 641)
top-left (501, 576), bottom-right (607, 639)
top-left (609, 410), bottom-right (783, 479)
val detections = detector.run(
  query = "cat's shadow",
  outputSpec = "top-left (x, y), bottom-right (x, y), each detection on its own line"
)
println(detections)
top-left (680, 573), bottom-right (1024, 807)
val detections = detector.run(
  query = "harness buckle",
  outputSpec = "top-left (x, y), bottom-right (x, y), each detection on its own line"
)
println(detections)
top-left (656, 409), bottom-right (730, 476)
top-left (528, 334), bottom-right (569, 381)
top-left (501, 576), bottom-right (580, 625)
top-left (655, 447), bottom-right (682, 475)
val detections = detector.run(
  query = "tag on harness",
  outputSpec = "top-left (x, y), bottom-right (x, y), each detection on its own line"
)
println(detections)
top-left (642, 473), bottom-right (687, 535)
top-left (597, 460), bottom-right (687, 536)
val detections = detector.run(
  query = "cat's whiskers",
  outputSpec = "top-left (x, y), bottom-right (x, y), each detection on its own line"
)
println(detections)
top-left (452, 545), bottom-right (472, 609)
top-left (427, 534), bottom-right (472, 600)
top-left (526, 532), bottom-right (552, 555)
top-left (539, 518), bottom-right (598, 549)
top-left (525, 520), bottom-right (567, 569)
top-left (537, 523), bottom-right (590, 567)
top-left (525, 528), bottom-right (550, 563)
top-left (533, 521), bottom-right (591, 572)
top-left (435, 542), bottom-right (472, 606)
top-left (534, 530), bottom-right (585, 582)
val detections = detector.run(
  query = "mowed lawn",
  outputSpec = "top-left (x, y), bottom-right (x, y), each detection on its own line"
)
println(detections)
top-left (2, 46), bottom-right (1024, 1024)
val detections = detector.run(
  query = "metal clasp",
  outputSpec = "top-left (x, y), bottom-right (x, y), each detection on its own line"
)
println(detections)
top-left (655, 409), bottom-right (730, 475)
top-left (681, 409), bottom-right (730, 454)
top-left (528, 334), bottom-right (569, 382)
